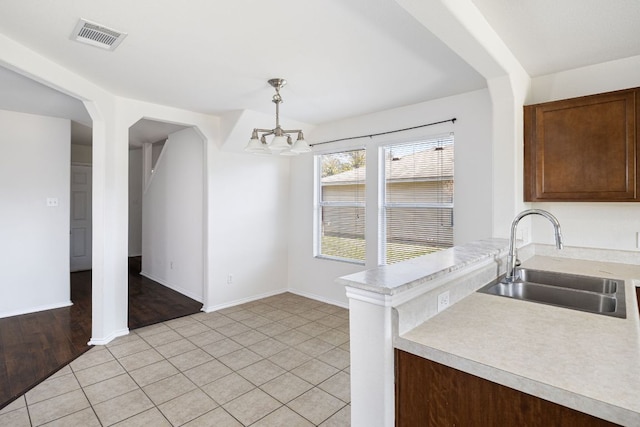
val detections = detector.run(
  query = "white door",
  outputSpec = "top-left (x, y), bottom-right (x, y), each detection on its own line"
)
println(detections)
top-left (70, 164), bottom-right (92, 272)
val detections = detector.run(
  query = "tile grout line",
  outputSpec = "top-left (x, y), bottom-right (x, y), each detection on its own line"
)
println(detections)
top-left (70, 363), bottom-right (105, 427)
top-left (103, 341), bottom-right (173, 427)
top-left (131, 327), bottom-right (241, 426)
top-left (188, 302), bottom-right (350, 425)
top-left (187, 310), bottom-right (301, 425)
top-left (17, 294), bottom-right (350, 426)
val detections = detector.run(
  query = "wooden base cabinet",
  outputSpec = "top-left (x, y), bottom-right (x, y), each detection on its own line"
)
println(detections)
top-left (395, 349), bottom-right (619, 426)
top-left (524, 88), bottom-right (639, 202)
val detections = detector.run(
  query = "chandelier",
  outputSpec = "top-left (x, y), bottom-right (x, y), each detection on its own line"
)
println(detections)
top-left (244, 78), bottom-right (311, 156)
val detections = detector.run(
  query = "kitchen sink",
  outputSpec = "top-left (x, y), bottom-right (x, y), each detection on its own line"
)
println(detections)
top-left (517, 268), bottom-right (618, 294)
top-left (478, 268), bottom-right (626, 318)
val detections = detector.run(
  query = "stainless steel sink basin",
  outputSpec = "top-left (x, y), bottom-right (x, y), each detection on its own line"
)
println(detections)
top-left (478, 268), bottom-right (626, 318)
top-left (517, 269), bottom-right (618, 294)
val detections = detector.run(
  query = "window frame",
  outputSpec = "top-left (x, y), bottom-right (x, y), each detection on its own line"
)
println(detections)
top-left (378, 135), bottom-right (454, 265)
top-left (314, 149), bottom-right (367, 265)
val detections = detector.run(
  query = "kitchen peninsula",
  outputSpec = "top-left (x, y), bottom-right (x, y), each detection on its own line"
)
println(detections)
top-left (340, 238), bottom-right (640, 426)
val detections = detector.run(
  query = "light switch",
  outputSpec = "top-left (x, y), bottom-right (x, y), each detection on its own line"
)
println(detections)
top-left (46, 197), bottom-right (59, 207)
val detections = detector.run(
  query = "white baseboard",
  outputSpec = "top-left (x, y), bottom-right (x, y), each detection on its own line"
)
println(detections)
top-left (202, 288), bottom-right (289, 313)
top-left (0, 300), bottom-right (73, 319)
top-left (140, 270), bottom-right (203, 303)
top-left (88, 328), bottom-right (129, 346)
top-left (202, 288), bottom-right (349, 313)
top-left (287, 288), bottom-right (349, 309)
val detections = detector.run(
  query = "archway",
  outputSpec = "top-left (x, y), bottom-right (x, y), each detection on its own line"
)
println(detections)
top-left (127, 118), bottom-right (206, 327)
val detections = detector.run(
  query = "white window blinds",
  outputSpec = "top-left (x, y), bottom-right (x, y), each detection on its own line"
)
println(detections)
top-left (381, 136), bottom-right (454, 265)
top-left (316, 149), bottom-right (366, 263)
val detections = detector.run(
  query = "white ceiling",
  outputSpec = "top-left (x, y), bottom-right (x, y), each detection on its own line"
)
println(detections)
top-left (0, 65), bottom-right (90, 124)
top-left (0, 0), bottom-right (639, 144)
top-left (471, 0), bottom-right (640, 77)
top-left (0, 65), bottom-right (185, 146)
top-left (0, 0), bottom-right (486, 126)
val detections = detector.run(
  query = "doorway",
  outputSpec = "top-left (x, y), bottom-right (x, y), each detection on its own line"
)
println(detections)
top-left (70, 164), bottom-right (92, 272)
top-left (131, 120), bottom-right (205, 305)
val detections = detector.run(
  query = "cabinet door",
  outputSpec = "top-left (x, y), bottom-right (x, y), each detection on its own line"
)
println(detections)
top-left (395, 349), bottom-right (620, 426)
top-left (524, 89), bottom-right (637, 201)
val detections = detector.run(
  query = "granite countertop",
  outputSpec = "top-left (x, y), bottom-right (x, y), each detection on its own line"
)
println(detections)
top-left (395, 256), bottom-right (640, 426)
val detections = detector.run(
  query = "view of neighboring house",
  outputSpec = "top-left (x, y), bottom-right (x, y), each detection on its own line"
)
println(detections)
top-left (320, 142), bottom-right (454, 263)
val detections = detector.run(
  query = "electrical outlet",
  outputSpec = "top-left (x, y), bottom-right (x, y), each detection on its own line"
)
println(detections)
top-left (46, 197), bottom-right (59, 207)
top-left (437, 291), bottom-right (450, 312)
top-left (227, 274), bottom-right (233, 285)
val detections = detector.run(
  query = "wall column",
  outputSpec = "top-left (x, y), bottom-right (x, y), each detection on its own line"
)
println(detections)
top-left (346, 289), bottom-right (395, 427)
top-left (488, 74), bottom-right (530, 238)
top-left (87, 100), bottom-right (130, 344)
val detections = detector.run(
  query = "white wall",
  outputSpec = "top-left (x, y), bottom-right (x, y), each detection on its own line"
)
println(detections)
top-left (128, 148), bottom-right (143, 256)
top-left (142, 127), bottom-right (204, 301)
top-left (0, 110), bottom-right (71, 317)
top-left (530, 55), bottom-right (640, 104)
top-left (205, 150), bottom-right (291, 310)
top-left (288, 89), bottom-right (493, 306)
top-left (525, 56), bottom-right (640, 251)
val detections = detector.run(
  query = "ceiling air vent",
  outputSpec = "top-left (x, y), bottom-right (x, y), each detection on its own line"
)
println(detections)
top-left (71, 18), bottom-right (127, 51)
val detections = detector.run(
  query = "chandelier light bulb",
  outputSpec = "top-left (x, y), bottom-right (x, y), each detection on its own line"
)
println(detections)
top-left (291, 131), bottom-right (311, 153)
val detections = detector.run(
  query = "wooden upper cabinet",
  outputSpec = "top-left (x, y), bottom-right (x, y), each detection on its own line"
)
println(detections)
top-left (524, 88), bottom-right (638, 201)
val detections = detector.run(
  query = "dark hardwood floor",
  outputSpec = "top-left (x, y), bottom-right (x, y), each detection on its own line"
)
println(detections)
top-left (0, 257), bottom-right (202, 410)
top-left (127, 257), bottom-right (203, 330)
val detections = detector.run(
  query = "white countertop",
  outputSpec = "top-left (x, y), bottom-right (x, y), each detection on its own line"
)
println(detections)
top-left (395, 256), bottom-right (640, 426)
top-left (337, 238), bottom-right (508, 295)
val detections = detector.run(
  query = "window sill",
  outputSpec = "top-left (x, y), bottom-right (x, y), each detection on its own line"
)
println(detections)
top-left (315, 255), bottom-right (365, 266)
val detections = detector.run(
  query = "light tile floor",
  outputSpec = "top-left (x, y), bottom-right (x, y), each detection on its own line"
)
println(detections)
top-left (0, 293), bottom-right (351, 426)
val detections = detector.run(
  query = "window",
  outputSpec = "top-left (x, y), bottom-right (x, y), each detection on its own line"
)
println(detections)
top-left (315, 149), bottom-right (366, 263)
top-left (380, 136), bottom-right (454, 264)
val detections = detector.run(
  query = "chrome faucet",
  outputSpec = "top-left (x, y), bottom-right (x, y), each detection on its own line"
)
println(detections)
top-left (503, 209), bottom-right (563, 283)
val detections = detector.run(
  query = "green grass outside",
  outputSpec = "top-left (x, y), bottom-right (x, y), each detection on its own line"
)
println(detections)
top-left (321, 235), bottom-right (442, 264)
